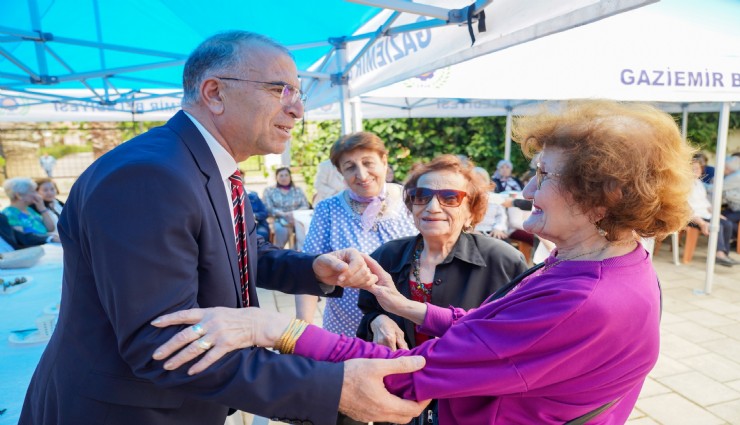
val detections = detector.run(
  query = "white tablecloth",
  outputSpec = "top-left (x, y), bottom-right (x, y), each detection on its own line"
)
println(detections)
top-left (292, 209), bottom-right (313, 252)
top-left (0, 244), bottom-right (63, 425)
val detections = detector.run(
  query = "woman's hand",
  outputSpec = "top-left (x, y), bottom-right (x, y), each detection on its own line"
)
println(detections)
top-left (313, 248), bottom-right (378, 289)
top-left (361, 254), bottom-right (410, 316)
top-left (30, 192), bottom-right (45, 210)
top-left (150, 307), bottom-right (290, 375)
top-left (362, 253), bottom-right (428, 325)
top-left (370, 315), bottom-right (408, 351)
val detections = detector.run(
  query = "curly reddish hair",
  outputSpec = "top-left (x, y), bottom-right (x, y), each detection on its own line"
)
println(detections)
top-left (513, 100), bottom-right (695, 240)
top-left (403, 155), bottom-right (492, 227)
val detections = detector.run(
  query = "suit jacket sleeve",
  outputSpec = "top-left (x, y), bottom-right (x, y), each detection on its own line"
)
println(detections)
top-left (79, 161), bottom-right (343, 424)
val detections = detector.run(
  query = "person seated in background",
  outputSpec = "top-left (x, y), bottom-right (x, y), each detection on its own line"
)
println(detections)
top-left (313, 158), bottom-right (346, 206)
top-left (472, 167), bottom-right (509, 239)
top-left (491, 159), bottom-right (523, 193)
top-left (694, 152), bottom-right (715, 185)
top-left (2, 177), bottom-right (56, 235)
top-left (263, 167), bottom-right (310, 248)
top-left (722, 154), bottom-right (740, 238)
top-left (688, 158), bottom-right (737, 267)
top-left (247, 190), bottom-right (271, 241)
top-left (0, 213), bottom-right (59, 252)
top-left (33, 178), bottom-right (65, 232)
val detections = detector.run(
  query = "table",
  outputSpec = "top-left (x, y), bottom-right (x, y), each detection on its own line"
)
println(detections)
top-left (0, 244), bottom-right (63, 425)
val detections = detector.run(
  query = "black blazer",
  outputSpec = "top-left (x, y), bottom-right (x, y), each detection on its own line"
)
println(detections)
top-left (358, 233), bottom-right (528, 348)
top-left (20, 111), bottom-right (344, 425)
top-left (0, 213), bottom-right (47, 249)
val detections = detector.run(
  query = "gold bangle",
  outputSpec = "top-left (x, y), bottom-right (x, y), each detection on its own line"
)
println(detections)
top-left (275, 319), bottom-right (308, 354)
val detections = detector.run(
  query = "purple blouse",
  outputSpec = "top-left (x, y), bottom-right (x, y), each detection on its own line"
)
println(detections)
top-left (296, 245), bottom-right (660, 424)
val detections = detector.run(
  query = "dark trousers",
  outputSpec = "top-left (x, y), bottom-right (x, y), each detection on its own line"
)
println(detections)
top-left (716, 217), bottom-right (734, 254)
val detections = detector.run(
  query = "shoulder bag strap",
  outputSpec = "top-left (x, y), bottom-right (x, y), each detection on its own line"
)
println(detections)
top-left (563, 398), bottom-right (620, 425)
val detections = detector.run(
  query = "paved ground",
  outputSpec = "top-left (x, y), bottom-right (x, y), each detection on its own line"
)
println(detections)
top-left (244, 241), bottom-right (740, 425)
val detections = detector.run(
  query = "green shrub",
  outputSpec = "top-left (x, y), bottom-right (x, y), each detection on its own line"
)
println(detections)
top-left (40, 143), bottom-right (92, 158)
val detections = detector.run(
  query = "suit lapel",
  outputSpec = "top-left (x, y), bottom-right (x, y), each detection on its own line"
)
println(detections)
top-left (167, 111), bottom-right (243, 307)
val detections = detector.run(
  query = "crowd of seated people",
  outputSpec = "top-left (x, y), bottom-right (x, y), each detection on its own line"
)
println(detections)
top-left (0, 177), bottom-right (62, 253)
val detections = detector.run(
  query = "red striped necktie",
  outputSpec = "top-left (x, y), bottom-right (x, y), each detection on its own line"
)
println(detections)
top-left (229, 170), bottom-right (249, 307)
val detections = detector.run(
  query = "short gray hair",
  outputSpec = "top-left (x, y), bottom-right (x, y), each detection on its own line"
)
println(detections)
top-left (181, 31), bottom-right (291, 106)
top-left (4, 177), bottom-right (37, 201)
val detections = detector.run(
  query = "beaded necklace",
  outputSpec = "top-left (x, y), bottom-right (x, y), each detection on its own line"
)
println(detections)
top-left (538, 243), bottom-right (610, 275)
top-left (412, 239), bottom-right (432, 296)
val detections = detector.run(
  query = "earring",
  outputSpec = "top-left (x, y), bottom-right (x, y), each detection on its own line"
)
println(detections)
top-left (463, 224), bottom-right (474, 233)
top-left (596, 225), bottom-right (607, 237)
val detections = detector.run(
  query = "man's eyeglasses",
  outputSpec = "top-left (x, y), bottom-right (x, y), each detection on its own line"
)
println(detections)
top-left (535, 163), bottom-right (562, 190)
top-left (215, 77), bottom-right (307, 106)
top-left (405, 188), bottom-right (468, 207)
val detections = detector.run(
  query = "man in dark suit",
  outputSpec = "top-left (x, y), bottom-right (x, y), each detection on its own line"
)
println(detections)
top-left (0, 213), bottom-right (58, 250)
top-left (20, 31), bottom-right (424, 425)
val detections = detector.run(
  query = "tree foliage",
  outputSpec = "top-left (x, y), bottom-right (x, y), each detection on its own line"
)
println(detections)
top-left (291, 111), bottom-right (740, 189)
top-left (672, 112), bottom-right (740, 152)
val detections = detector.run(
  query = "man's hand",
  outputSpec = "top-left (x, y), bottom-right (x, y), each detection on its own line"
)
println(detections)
top-left (339, 357), bottom-right (429, 423)
top-left (313, 248), bottom-right (378, 289)
top-left (370, 315), bottom-right (408, 351)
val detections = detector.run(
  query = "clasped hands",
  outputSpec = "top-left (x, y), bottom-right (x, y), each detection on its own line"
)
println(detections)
top-left (151, 249), bottom-right (410, 374)
top-left (150, 249), bottom-right (427, 423)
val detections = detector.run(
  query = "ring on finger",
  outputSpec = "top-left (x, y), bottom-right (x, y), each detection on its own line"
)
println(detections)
top-left (191, 323), bottom-right (206, 336)
top-left (195, 338), bottom-right (213, 351)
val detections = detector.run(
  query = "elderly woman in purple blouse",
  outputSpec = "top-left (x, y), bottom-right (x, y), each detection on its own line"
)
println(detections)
top-left (152, 100), bottom-right (694, 424)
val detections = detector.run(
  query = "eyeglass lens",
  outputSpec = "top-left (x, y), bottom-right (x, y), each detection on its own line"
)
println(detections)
top-left (281, 85), bottom-right (305, 106)
top-left (408, 188), bottom-right (466, 207)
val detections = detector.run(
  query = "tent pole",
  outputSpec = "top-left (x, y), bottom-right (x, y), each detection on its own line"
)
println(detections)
top-left (701, 102), bottom-right (730, 295)
top-left (350, 97), bottom-right (363, 133)
top-left (672, 104), bottom-right (691, 265)
top-left (504, 107), bottom-right (512, 162)
top-left (336, 44), bottom-right (353, 136)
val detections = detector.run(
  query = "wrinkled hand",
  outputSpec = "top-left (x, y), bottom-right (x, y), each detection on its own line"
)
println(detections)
top-left (361, 253), bottom-right (410, 316)
top-left (698, 219), bottom-right (710, 236)
top-left (150, 307), bottom-right (290, 375)
top-left (339, 357), bottom-right (429, 423)
top-left (313, 248), bottom-right (378, 289)
top-left (370, 315), bottom-right (408, 351)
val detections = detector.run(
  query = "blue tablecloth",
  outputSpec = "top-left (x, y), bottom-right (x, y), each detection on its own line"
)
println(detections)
top-left (0, 244), bottom-right (63, 425)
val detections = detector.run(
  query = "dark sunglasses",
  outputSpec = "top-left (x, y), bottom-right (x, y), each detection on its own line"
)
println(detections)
top-left (405, 188), bottom-right (468, 207)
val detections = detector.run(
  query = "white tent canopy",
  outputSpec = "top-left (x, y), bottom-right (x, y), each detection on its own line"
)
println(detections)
top-left (366, 0), bottom-right (740, 103)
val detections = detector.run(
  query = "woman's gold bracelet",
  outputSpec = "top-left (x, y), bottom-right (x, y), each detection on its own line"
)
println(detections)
top-left (274, 318), bottom-right (309, 355)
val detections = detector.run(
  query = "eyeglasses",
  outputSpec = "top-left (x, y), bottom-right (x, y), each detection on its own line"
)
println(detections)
top-left (405, 188), bottom-right (468, 207)
top-left (215, 76), bottom-right (307, 106)
top-left (535, 163), bottom-right (562, 189)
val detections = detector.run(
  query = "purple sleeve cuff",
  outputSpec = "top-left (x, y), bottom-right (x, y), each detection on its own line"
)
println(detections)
top-left (294, 325), bottom-right (343, 361)
top-left (417, 303), bottom-right (455, 337)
